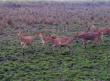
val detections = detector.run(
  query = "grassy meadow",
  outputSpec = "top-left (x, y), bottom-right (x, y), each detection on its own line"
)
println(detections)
top-left (0, 1), bottom-right (110, 81)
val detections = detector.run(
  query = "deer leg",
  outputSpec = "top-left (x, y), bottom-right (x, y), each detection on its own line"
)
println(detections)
top-left (68, 45), bottom-right (73, 54)
top-left (98, 36), bottom-right (102, 45)
top-left (20, 42), bottom-right (25, 48)
top-left (101, 34), bottom-right (104, 44)
top-left (94, 38), bottom-right (100, 46)
top-left (83, 40), bottom-right (87, 48)
top-left (94, 39), bottom-right (98, 46)
top-left (20, 42), bottom-right (24, 46)
top-left (23, 44), bottom-right (27, 48)
top-left (21, 42), bottom-right (27, 48)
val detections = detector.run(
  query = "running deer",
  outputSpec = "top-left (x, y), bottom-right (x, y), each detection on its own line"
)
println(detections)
top-left (96, 28), bottom-right (110, 42)
top-left (17, 32), bottom-right (37, 48)
top-left (37, 32), bottom-right (56, 45)
top-left (88, 24), bottom-right (110, 35)
top-left (86, 25), bottom-right (109, 43)
top-left (75, 31), bottom-right (103, 48)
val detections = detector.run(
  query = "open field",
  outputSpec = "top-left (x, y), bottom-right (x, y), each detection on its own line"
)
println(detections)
top-left (0, 2), bottom-right (110, 81)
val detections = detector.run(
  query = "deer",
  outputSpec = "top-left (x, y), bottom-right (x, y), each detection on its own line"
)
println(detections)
top-left (75, 31), bottom-right (103, 48)
top-left (88, 26), bottom-right (110, 42)
top-left (37, 32), bottom-right (75, 46)
top-left (50, 36), bottom-right (76, 54)
top-left (17, 32), bottom-right (37, 48)
top-left (94, 28), bottom-right (110, 42)
top-left (88, 24), bottom-right (110, 36)
top-left (37, 32), bottom-right (56, 45)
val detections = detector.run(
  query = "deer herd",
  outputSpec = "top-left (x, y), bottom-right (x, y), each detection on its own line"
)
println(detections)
top-left (17, 25), bottom-right (110, 48)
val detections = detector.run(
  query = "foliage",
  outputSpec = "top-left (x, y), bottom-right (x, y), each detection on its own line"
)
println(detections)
top-left (0, 2), bottom-right (110, 81)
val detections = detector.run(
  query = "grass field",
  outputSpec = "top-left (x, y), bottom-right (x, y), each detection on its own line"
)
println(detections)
top-left (0, 1), bottom-right (110, 81)
top-left (0, 36), bottom-right (110, 81)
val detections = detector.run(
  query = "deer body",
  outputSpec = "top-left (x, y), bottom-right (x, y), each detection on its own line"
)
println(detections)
top-left (52, 37), bottom-right (74, 47)
top-left (97, 28), bottom-right (110, 35)
top-left (76, 31), bottom-right (102, 48)
top-left (18, 32), bottom-right (36, 48)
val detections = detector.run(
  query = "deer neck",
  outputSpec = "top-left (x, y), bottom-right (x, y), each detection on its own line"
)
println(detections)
top-left (18, 34), bottom-right (23, 39)
top-left (39, 34), bottom-right (45, 44)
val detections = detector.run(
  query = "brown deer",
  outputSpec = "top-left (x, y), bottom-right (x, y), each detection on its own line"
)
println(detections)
top-left (17, 32), bottom-right (37, 48)
top-left (37, 32), bottom-right (56, 45)
top-left (75, 31), bottom-right (103, 48)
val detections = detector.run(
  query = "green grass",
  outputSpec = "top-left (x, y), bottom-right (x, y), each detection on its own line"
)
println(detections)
top-left (0, 39), bottom-right (109, 81)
